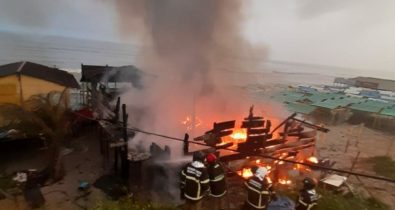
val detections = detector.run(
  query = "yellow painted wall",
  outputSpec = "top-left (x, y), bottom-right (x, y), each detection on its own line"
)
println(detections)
top-left (0, 75), bottom-right (69, 105)
top-left (0, 75), bottom-right (19, 104)
top-left (20, 75), bottom-right (68, 101)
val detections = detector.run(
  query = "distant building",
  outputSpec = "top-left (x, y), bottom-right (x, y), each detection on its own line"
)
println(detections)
top-left (333, 77), bottom-right (356, 87)
top-left (0, 61), bottom-right (80, 105)
top-left (80, 64), bottom-right (143, 107)
top-left (351, 77), bottom-right (395, 92)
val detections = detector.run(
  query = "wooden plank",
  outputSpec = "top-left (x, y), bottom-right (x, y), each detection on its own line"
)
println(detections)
top-left (261, 139), bottom-right (286, 147)
top-left (244, 116), bottom-right (263, 121)
top-left (110, 141), bottom-right (127, 148)
top-left (247, 135), bottom-right (267, 142)
top-left (215, 142), bottom-right (234, 149)
top-left (241, 120), bottom-right (264, 128)
top-left (213, 120), bottom-right (235, 131)
top-left (248, 128), bottom-right (269, 135)
top-left (218, 130), bottom-right (233, 138)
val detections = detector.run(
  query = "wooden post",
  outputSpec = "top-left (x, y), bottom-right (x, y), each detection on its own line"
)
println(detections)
top-left (114, 97), bottom-right (120, 123)
top-left (183, 133), bottom-right (190, 155)
top-left (355, 123), bottom-right (364, 147)
top-left (347, 151), bottom-right (360, 178)
top-left (121, 104), bottom-right (129, 180)
top-left (344, 137), bottom-right (351, 153)
top-left (282, 120), bottom-right (290, 141)
top-left (386, 138), bottom-right (394, 157)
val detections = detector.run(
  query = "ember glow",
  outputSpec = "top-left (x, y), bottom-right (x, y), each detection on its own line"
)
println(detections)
top-left (238, 168), bottom-right (254, 179)
top-left (237, 163), bottom-right (272, 179)
top-left (181, 116), bottom-right (202, 131)
top-left (230, 128), bottom-right (247, 141)
top-left (307, 156), bottom-right (319, 164)
top-left (278, 179), bottom-right (292, 185)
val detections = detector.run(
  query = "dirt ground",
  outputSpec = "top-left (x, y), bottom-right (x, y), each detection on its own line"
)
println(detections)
top-left (1, 122), bottom-right (395, 210)
top-left (0, 126), bottom-right (106, 210)
top-left (317, 124), bottom-right (395, 208)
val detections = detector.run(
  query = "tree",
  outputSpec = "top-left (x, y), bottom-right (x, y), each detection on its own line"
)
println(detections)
top-left (0, 90), bottom-right (71, 181)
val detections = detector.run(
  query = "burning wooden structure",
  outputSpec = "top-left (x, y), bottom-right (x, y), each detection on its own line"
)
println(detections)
top-left (189, 106), bottom-right (330, 184)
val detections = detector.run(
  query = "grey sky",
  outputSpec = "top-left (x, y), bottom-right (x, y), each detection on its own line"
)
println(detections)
top-left (245, 0), bottom-right (395, 76)
top-left (0, 0), bottom-right (394, 78)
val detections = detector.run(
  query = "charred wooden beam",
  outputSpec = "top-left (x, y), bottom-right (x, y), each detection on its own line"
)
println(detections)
top-left (249, 128), bottom-right (269, 135)
top-left (244, 116), bottom-right (263, 121)
top-left (271, 143), bottom-right (315, 155)
top-left (113, 97), bottom-right (120, 122)
top-left (217, 130), bottom-right (233, 138)
top-left (242, 120), bottom-right (265, 128)
top-left (213, 120), bottom-right (235, 131)
top-left (247, 135), bottom-right (268, 143)
top-left (220, 153), bottom-right (253, 162)
top-left (121, 103), bottom-right (129, 180)
top-left (215, 142), bottom-right (234, 150)
top-left (261, 139), bottom-right (287, 148)
top-left (270, 113), bottom-right (297, 134)
top-left (183, 133), bottom-right (189, 155)
top-left (292, 118), bottom-right (330, 133)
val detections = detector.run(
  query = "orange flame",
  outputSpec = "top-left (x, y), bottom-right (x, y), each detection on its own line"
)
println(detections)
top-left (181, 116), bottom-right (202, 131)
top-left (307, 156), bottom-right (319, 164)
top-left (237, 165), bottom-right (272, 179)
top-left (230, 128), bottom-right (247, 141)
top-left (238, 168), bottom-right (254, 178)
top-left (278, 179), bottom-right (292, 185)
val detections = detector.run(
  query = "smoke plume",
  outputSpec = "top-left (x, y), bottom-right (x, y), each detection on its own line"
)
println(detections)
top-left (115, 0), bottom-right (268, 155)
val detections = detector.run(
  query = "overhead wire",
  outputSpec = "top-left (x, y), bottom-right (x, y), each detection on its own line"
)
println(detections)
top-left (72, 111), bottom-right (395, 184)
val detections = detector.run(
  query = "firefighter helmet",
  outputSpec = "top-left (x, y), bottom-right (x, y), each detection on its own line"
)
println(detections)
top-left (192, 151), bottom-right (206, 162)
top-left (206, 153), bottom-right (217, 164)
top-left (303, 177), bottom-right (316, 190)
top-left (255, 167), bottom-right (268, 179)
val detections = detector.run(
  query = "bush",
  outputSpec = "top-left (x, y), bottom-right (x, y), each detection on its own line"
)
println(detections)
top-left (317, 190), bottom-right (389, 210)
top-left (367, 156), bottom-right (395, 180)
top-left (89, 198), bottom-right (179, 210)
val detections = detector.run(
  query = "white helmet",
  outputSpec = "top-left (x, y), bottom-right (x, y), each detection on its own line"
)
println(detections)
top-left (255, 167), bottom-right (268, 179)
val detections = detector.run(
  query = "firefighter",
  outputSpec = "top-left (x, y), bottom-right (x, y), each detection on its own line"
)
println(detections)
top-left (295, 177), bottom-right (320, 210)
top-left (180, 151), bottom-right (210, 210)
top-left (243, 167), bottom-right (275, 210)
top-left (206, 153), bottom-right (227, 210)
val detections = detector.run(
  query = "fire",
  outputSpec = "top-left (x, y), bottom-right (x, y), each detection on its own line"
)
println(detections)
top-left (307, 156), bottom-right (319, 164)
top-left (181, 116), bottom-right (202, 131)
top-left (238, 168), bottom-right (254, 178)
top-left (237, 164), bottom-right (272, 179)
top-left (230, 128), bottom-right (247, 141)
top-left (278, 179), bottom-right (292, 185)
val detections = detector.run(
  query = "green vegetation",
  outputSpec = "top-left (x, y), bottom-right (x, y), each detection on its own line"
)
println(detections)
top-left (277, 186), bottom-right (389, 210)
top-left (318, 190), bottom-right (389, 210)
top-left (0, 91), bottom-right (71, 181)
top-left (0, 175), bottom-right (15, 190)
top-left (89, 198), bottom-right (179, 210)
top-left (367, 156), bottom-right (395, 180)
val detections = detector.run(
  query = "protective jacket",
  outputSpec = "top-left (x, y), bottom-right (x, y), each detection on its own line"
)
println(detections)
top-left (207, 162), bottom-right (226, 197)
top-left (245, 176), bottom-right (274, 209)
top-left (296, 189), bottom-right (319, 210)
top-left (181, 161), bottom-right (210, 201)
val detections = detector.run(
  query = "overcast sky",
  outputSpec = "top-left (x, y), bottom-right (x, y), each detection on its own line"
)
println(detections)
top-left (0, 0), bottom-right (394, 78)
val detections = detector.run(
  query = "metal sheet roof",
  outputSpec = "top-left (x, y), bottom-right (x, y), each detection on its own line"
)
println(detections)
top-left (286, 102), bottom-right (316, 114)
top-left (311, 96), bottom-right (362, 109)
top-left (380, 106), bottom-right (395, 117)
top-left (302, 93), bottom-right (343, 103)
top-left (350, 100), bottom-right (392, 113)
top-left (272, 91), bottom-right (305, 103)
